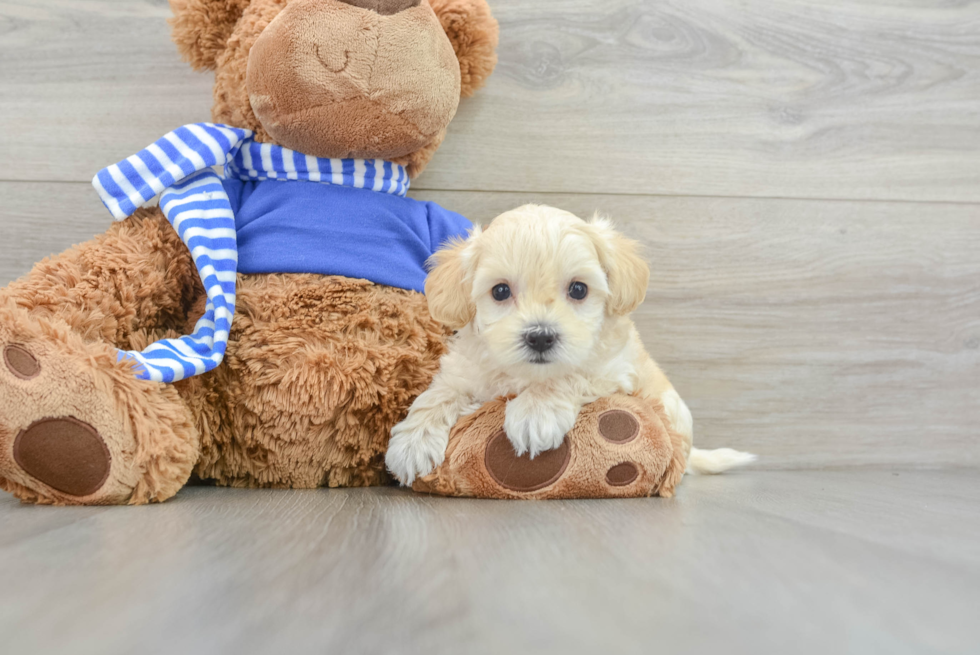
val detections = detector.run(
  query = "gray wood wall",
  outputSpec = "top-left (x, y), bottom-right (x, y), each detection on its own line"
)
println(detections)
top-left (1, 0), bottom-right (978, 468)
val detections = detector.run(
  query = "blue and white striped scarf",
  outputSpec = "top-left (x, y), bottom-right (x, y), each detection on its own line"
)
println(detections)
top-left (92, 123), bottom-right (410, 383)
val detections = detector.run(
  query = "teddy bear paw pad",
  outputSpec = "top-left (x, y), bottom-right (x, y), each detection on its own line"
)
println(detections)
top-left (13, 417), bottom-right (111, 497)
top-left (0, 333), bottom-right (123, 503)
top-left (484, 431), bottom-right (570, 492)
top-left (0, 319), bottom-right (183, 505)
top-left (415, 394), bottom-right (678, 499)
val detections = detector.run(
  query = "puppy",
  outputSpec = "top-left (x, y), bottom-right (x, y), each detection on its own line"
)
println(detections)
top-left (385, 204), bottom-right (754, 485)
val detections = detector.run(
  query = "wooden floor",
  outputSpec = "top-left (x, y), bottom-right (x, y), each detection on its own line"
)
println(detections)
top-left (1, 0), bottom-right (979, 652)
top-left (1, 470), bottom-right (978, 654)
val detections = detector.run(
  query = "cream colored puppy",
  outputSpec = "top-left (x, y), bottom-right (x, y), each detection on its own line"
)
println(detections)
top-left (386, 204), bottom-right (754, 485)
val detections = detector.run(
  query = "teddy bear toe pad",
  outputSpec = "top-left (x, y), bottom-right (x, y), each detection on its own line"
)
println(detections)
top-left (605, 462), bottom-right (640, 487)
top-left (597, 409), bottom-right (640, 443)
top-left (4, 344), bottom-right (41, 380)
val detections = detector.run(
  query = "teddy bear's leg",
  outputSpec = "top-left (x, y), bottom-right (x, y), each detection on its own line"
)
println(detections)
top-left (0, 209), bottom-right (203, 505)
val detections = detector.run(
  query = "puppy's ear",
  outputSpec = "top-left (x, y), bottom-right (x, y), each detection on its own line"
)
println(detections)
top-left (585, 217), bottom-right (650, 316)
top-left (425, 227), bottom-right (481, 329)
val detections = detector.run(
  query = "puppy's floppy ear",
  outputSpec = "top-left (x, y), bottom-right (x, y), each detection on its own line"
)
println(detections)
top-left (425, 227), bottom-right (482, 329)
top-left (428, 0), bottom-right (499, 97)
top-left (584, 217), bottom-right (650, 316)
top-left (169, 0), bottom-right (250, 71)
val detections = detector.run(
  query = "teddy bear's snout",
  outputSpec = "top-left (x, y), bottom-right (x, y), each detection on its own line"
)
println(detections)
top-left (335, 0), bottom-right (421, 15)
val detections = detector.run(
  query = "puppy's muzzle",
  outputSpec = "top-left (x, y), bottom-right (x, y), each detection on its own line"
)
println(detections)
top-left (524, 326), bottom-right (558, 354)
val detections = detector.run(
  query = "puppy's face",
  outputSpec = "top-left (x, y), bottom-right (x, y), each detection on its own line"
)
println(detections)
top-left (426, 205), bottom-right (649, 379)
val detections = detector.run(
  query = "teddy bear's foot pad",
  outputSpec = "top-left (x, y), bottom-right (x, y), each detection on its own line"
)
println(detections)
top-left (0, 305), bottom-right (203, 505)
top-left (13, 417), bottom-right (111, 497)
top-left (0, 328), bottom-right (133, 504)
top-left (414, 395), bottom-right (685, 500)
top-left (484, 432), bottom-right (570, 492)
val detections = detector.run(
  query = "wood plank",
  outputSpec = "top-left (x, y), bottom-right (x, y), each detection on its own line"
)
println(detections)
top-left (2, 182), bottom-right (978, 467)
top-left (1, 1), bottom-right (979, 202)
top-left (0, 0), bottom-right (214, 182)
top-left (0, 473), bottom-right (978, 654)
top-left (0, 182), bottom-right (111, 285)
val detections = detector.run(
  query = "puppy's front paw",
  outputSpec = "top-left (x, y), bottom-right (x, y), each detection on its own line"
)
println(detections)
top-left (386, 420), bottom-right (450, 486)
top-left (503, 393), bottom-right (578, 459)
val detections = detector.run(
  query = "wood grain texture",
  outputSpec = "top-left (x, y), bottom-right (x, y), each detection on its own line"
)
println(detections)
top-left (1, 0), bottom-right (979, 201)
top-left (0, 472), bottom-right (978, 655)
top-left (0, 0), bottom-right (213, 182)
top-left (0, 182), bottom-right (110, 285)
top-left (2, 182), bottom-right (978, 468)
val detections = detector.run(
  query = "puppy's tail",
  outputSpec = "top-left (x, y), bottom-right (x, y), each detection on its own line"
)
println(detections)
top-left (686, 447), bottom-right (757, 475)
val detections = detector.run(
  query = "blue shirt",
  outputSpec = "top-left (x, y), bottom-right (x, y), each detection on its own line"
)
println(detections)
top-left (222, 178), bottom-right (471, 293)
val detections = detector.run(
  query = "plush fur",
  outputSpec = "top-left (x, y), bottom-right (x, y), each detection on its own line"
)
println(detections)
top-left (0, 0), bottom-right (497, 505)
top-left (386, 205), bottom-right (755, 494)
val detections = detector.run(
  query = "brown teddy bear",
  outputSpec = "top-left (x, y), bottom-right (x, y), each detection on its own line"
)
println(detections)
top-left (0, 0), bottom-right (499, 505)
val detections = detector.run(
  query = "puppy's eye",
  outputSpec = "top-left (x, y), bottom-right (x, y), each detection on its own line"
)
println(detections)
top-left (492, 283), bottom-right (512, 302)
top-left (568, 281), bottom-right (588, 300)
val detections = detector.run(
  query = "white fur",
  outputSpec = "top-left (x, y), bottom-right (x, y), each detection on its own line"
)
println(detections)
top-left (386, 204), bottom-right (755, 485)
top-left (687, 448), bottom-right (759, 475)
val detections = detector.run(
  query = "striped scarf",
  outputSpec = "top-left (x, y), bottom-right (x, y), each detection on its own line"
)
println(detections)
top-left (92, 123), bottom-right (410, 383)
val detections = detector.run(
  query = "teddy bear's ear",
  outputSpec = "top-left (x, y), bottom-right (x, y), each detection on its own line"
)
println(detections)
top-left (427, 0), bottom-right (499, 97)
top-left (169, 0), bottom-right (251, 71)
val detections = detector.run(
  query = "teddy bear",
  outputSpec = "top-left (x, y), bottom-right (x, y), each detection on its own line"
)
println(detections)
top-left (0, 0), bottom-right (499, 505)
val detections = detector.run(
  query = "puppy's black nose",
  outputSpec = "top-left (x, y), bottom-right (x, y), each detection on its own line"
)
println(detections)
top-left (524, 327), bottom-right (558, 353)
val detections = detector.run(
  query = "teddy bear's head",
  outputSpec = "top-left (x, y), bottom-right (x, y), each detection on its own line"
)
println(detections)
top-left (170, 0), bottom-right (498, 177)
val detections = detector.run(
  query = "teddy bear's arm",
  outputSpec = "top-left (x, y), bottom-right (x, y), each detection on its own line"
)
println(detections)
top-left (2, 209), bottom-right (202, 346)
